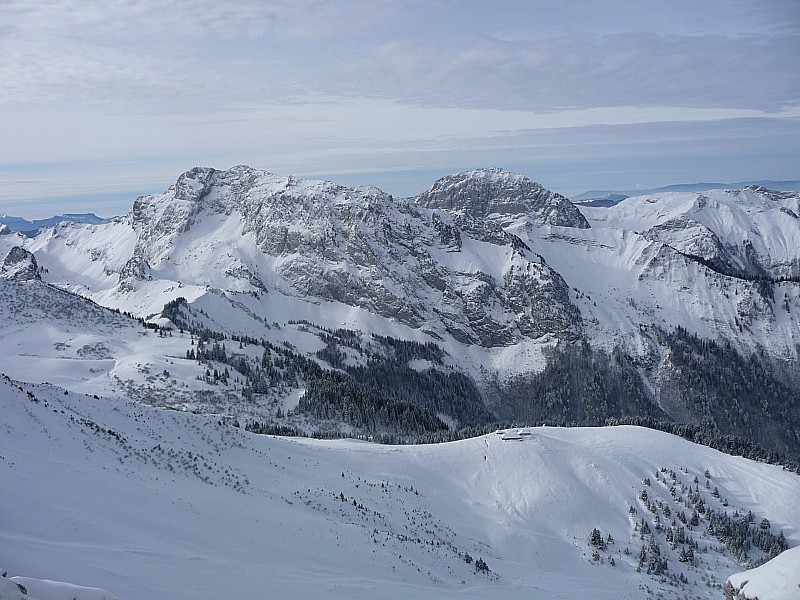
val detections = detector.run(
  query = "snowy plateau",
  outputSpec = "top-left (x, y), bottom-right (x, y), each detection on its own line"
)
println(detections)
top-left (1, 166), bottom-right (799, 599)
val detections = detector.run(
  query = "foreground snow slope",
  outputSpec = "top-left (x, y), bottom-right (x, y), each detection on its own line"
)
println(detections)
top-left (2, 377), bottom-right (798, 600)
top-left (727, 545), bottom-right (800, 600)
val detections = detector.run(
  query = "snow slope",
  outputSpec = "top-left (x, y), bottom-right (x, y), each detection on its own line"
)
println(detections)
top-left (517, 188), bottom-right (800, 359)
top-left (727, 545), bottom-right (800, 600)
top-left (1, 375), bottom-right (798, 600)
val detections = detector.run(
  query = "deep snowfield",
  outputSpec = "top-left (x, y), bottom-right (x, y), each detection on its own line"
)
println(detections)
top-left (2, 376), bottom-right (798, 600)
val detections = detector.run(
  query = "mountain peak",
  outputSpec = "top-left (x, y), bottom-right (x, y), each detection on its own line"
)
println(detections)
top-left (1, 246), bottom-right (41, 281)
top-left (414, 168), bottom-right (590, 228)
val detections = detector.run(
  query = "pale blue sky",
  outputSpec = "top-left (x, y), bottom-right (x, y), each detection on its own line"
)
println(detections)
top-left (2, 0), bottom-right (798, 217)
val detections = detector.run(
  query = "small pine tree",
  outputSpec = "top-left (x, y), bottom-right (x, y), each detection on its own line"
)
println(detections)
top-left (590, 528), bottom-right (606, 549)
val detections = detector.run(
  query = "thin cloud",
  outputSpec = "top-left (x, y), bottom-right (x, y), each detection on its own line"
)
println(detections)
top-left (333, 32), bottom-right (800, 113)
top-left (4, 1), bottom-right (798, 113)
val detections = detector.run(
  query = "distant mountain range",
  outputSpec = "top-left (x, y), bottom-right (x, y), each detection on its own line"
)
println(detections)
top-left (572, 179), bottom-right (800, 205)
top-left (0, 212), bottom-right (111, 236)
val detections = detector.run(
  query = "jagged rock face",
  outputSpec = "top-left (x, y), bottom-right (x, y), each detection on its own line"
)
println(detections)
top-left (413, 168), bottom-right (590, 229)
top-left (0, 224), bottom-right (12, 235)
top-left (83, 166), bottom-right (584, 346)
top-left (1, 246), bottom-right (41, 281)
top-left (127, 167), bottom-right (216, 262)
top-left (26, 167), bottom-right (800, 365)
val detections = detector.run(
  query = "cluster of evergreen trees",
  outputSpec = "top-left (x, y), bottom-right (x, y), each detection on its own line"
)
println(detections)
top-left (637, 535), bottom-right (668, 576)
top-left (497, 341), bottom-right (664, 426)
top-left (166, 302), bottom-right (466, 436)
top-left (244, 421), bottom-right (302, 436)
top-left (496, 327), bottom-right (800, 463)
top-left (298, 370), bottom-right (447, 434)
top-left (656, 325), bottom-right (800, 460)
top-left (305, 328), bottom-right (491, 432)
top-left (705, 510), bottom-right (788, 567)
top-left (347, 363), bottom-right (490, 425)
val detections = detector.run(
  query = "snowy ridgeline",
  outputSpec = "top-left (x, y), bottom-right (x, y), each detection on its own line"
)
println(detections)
top-left (1, 375), bottom-right (798, 600)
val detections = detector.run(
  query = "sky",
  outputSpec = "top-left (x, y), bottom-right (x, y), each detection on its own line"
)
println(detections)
top-left (1, 0), bottom-right (799, 218)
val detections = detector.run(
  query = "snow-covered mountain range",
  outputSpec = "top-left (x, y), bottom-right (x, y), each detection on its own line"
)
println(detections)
top-left (2, 166), bottom-right (800, 599)
top-left (571, 179), bottom-right (800, 204)
top-left (0, 213), bottom-right (110, 237)
top-left (3, 165), bottom-right (797, 456)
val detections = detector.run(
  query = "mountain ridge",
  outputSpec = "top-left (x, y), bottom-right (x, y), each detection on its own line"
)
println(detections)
top-left (3, 166), bottom-right (800, 598)
top-left (0, 213), bottom-right (111, 236)
top-left (6, 165), bottom-right (800, 460)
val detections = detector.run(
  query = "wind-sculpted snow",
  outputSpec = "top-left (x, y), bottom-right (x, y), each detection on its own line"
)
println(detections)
top-left (726, 545), bottom-right (800, 600)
